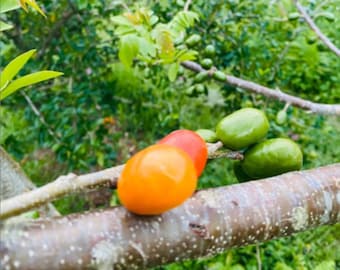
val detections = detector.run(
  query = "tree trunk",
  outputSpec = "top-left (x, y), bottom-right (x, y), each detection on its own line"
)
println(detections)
top-left (0, 164), bottom-right (339, 270)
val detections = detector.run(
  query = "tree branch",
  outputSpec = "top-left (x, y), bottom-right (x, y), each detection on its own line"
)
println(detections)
top-left (294, 0), bottom-right (340, 57)
top-left (22, 92), bottom-right (61, 143)
top-left (181, 61), bottom-right (340, 115)
top-left (0, 147), bottom-right (59, 218)
top-left (0, 142), bottom-right (242, 219)
top-left (184, 0), bottom-right (192, 11)
top-left (1, 164), bottom-right (339, 269)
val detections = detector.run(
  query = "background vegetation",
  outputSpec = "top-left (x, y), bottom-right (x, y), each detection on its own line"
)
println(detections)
top-left (1, 0), bottom-right (339, 269)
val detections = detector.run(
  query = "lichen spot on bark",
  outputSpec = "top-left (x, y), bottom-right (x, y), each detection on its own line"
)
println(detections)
top-left (291, 206), bottom-right (308, 231)
top-left (197, 190), bottom-right (220, 209)
top-left (91, 240), bottom-right (120, 270)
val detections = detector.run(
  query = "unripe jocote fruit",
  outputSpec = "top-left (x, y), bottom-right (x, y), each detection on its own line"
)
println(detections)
top-left (204, 45), bottom-right (216, 56)
top-left (117, 144), bottom-right (197, 215)
top-left (185, 34), bottom-right (201, 47)
top-left (195, 129), bottom-right (218, 143)
top-left (213, 71), bottom-right (226, 82)
top-left (216, 108), bottom-right (270, 150)
top-left (201, 58), bottom-right (213, 69)
top-left (194, 71), bottom-right (209, 83)
top-left (158, 129), bottom-right (208, 176)
top-left (241, 138), bottom-right (303, 179)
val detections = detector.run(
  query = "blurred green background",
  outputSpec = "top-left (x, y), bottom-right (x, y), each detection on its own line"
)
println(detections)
top-left (1, 0), bottom-right (339, 269)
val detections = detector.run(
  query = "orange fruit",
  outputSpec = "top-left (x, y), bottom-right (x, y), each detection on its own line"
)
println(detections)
top-left (117, 144), bottom-right (197, 215)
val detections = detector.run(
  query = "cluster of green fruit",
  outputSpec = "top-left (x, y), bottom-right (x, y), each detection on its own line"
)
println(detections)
top-left (196, 108), bottom-right (303, 181)
top-left (184, 36), bottom-right (227, 97)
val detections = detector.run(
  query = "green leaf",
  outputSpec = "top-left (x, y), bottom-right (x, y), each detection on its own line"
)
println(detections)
top-left (0, 21), bottom-right (13, 31)
top-left (176, 49), bottom-right (197, 62)
top-left (314, 261), bottom-right (335, 270)
top-left (0, 70), bottom-right (63, 100)
top-left (168, 63), bottom-right (179, 82)
top-left (169, 11), bottom-right (199, 34)
top-left (0, 0), bottom-right (21, 13)
top-left (0, 49), bottom-right (36, 89)
top-left (118, 35), bottom-right (139, 67)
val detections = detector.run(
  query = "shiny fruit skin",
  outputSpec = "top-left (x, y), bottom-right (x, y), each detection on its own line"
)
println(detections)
top-left (158, 129), bottom-right (208, 176)
top-left (204, 45), bottom-right (216, 56)
top-left (195, 129), bottom-right (218, 143)
top-left (201, 58), bottom-right (213, 69)
top-left (241, 138), bottom-right (303, 179)
top-left (216, 108), bottom-right (269, 150)
top-left (194, 71), bottom-right (209, 83)
top-left (185, 34), bottom-right (201, 47)
top-left (213, 71), bottom-right (226, 82)
top-left (276, 110), bottom-right (287, 125)
top-left (117, 144), bottom-right (197, 215)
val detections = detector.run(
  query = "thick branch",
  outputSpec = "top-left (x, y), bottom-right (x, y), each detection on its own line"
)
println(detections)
top-left (181, 61), bottom-right (340, 115)
top-left (0, 147), bottom-right (59, 218)
top-left (294, 0), bottom-right (340, 57)
top-left (0, 142), bottom-right (241, 219)
top-left (0, 164), bottom-right (339, 269)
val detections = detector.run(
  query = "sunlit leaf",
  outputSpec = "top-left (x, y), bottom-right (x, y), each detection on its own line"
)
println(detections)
top-left (169, 11), bottom-right (199, 34)
top-left (118, 35), bottom-right (139, 67)
top-left (19, 0), bottom-right (46, 18)
top-left (176, 49), bottom-right (197, 62)
top-left (0, 49), bottom-right (36, 89)
top-left (0, 71), bottom-right (63, 100)
top-left (0, 21), bottom-right (13, 31)
top-left (0, 0), bottom-right (20, 13)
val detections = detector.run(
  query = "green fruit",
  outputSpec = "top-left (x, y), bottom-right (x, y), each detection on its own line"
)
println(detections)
top-left (276, 110), bottom-right (287, 125)
top-left (241, 138), bottom-right (303, 179)
top-left (195, 129), bottom-right (218, 143)
top-left (233, 161), bottom-right (252, 183)
top-left (195, 84), bottom-right (205, 94)
top-left (204, 45), bottom-right (216, 56)
top-left (194, 71), bottom-right (209, 83)
top-left (213, 71), bottom-right (226, 82)
top-left (201, 58), bottom-right (213, 69)
top-left (216, 108), bottom-right (269, 150)
top-left (185, 34), bottom-right (201, 47)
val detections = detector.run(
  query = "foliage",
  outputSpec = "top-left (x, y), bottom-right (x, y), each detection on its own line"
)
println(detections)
top-left (1, 0), bottom-right (339, 268)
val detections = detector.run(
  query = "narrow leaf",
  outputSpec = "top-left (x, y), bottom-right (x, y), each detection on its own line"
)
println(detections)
top-left (0, 0), bottom-right (20, 13)
top-left (0, 21), bottom-right (13, 32)
top-left (0, 71), bottom-right (63, 100)
top-left (0, 49), bottom-right (36, 89)
top-left (19, 0), bottom-right (46, 18)
top-left (168, 63), bottom-right (179, 82)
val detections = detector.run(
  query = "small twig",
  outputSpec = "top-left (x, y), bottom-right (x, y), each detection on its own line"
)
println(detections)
top-left (181, 61), bottom-right (340, 115)
top-left (21, 92), bottom-right (61, 143)
top-left (0, 142), bottom-right (240, 219)
top-left (256, 243), bottom-right (262, 270)
top-left (294, 0), bottom-right (340, 57)
top-left (37, 5), bottom-right (76, 58)
top-left (184, 0), bottom-right (192, 11)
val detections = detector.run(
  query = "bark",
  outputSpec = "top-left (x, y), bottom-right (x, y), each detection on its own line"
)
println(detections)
top-left (294, 0), bottom-right (340, 57)
top-left (181, 61), bottom-right (340, 115)
top-left (0, 147), bottom-right (59, 218)
top-left (0, 164), bottom-right (339, 270)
